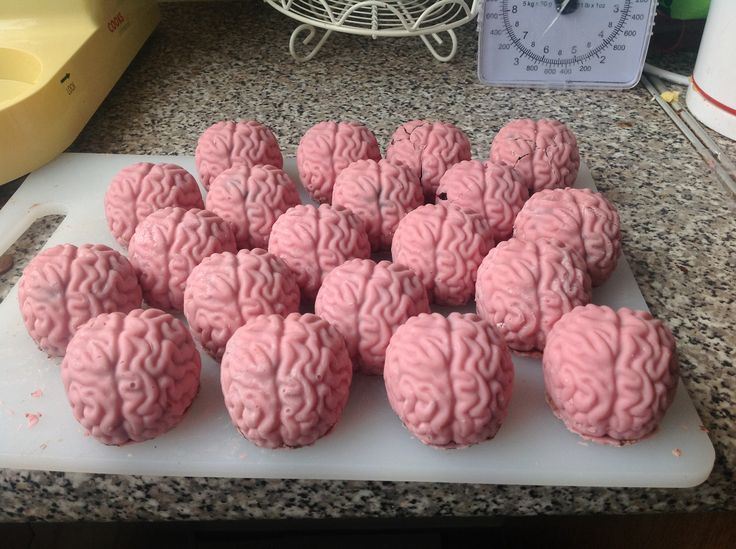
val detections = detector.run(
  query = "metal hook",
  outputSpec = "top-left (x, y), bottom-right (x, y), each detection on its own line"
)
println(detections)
top-left (420, 29), bottom-right (458, 62)
top-left (289, 24), bottom-right (334, 62)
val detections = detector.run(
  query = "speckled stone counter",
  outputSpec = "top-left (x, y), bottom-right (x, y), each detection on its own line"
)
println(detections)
top-left (0, 2), bottom-right (734, 521)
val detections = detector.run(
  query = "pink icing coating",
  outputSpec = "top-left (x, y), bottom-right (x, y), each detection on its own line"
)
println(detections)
top-left (384, 312), bottom-right (514, 448)
top-left (315, 259), bottom-right (430, 375)
top-left (18, 244), bottom-right (142, 357)
top-left (490, 118), bottom-right (580, 193)
top-left (297, 121), bottom-right (381, 204)
top-left (104, 162), bottom-right (204, 248)
top-left (267, 204), bottom-right (371, 300)
top-left (543, 305), bottom-right (679, 445)
top-left (205, 165), bottom-right (301, 249)
top-left (475, 238), bottom-right (592, 352)
top-left (128, 207), bottom-right (236, 311)
top-left (437, 160), bottom-right (529, 243)
top-left (184, 249), bottom-right (300, 360)
top-left (332, 159), bottom-right (423, 251)
top-left (513, 187), bottom-right (621, 286)
top-left (391, 204), bottom-right (494, 306)
top-left (220, 313), bottom-right (352, 448)
top-left (61, 308), bottom-right (201, 445)
top-left (386, 120), bottom-right (472, 201)
top-left (195, 120), bottom-right (283, 190)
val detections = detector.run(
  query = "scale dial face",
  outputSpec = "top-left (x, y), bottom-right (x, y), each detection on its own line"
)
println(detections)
top-left (478, 0), bottom-right (658, 88)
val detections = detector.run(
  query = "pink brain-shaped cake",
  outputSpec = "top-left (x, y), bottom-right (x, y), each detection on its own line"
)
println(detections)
top-left (18, 244), bottom-right (142, 357)
top-left (384, 312), bottom-right (514, 448)
top-left (205, 165), bottom-right (301, 250)
top-left (184, 249), bottom-right (300, 360)
top-left (268, 204), bottom-right (371, 300)
top-left (513, 187), bottom-right (621, 286)
top-left (195, 120), bottom-right (283, 190)
top-left (490, 118), bottom-right (580, 193)
top-left (475, 238), bottom-right (592, 352)
top-left (543, 304), bottom-right (679, 445)
top-left (128, 207), bottom-right (236, 311)
top-left (437, 160), bottom-right (529, 243)
top-left (221, 313), bottom-right (352, 448)
top-left (62, 308), bottom-right (201, 445)
top-left (297, 121), bottom-right (381, 204)
top-left (315, 259), bottom-right (430, 375)
top-left (386, 120), bottom-right (472, 201)
top-left (332, 159), bottom-right (423, 251)
top-left (391, 204), bottom-right (494, 306)
top-left (104, 162), bottom-right (204, 248)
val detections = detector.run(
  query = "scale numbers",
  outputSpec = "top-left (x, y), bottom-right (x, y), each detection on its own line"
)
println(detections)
top-left (479, 0), bottom-right (657, 88)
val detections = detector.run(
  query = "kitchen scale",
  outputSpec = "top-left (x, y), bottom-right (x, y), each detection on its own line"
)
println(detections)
top-left (478, 0), bottom-right (658, 88)
top-left (0, 0), bottom-right (159, 185)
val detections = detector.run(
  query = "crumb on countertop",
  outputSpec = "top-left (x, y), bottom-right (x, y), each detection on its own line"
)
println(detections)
top-left (660, 90), bottom-right (681, 103)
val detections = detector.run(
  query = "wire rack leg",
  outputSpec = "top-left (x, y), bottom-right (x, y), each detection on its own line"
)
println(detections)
top-left (420, 29), bottom-right (458, 62)
top-left (289, 24), bottom-right (334, 62)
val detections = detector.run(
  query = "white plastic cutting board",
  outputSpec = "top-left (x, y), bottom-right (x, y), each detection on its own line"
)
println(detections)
top-left (0, 153), bottom-right (715, 487)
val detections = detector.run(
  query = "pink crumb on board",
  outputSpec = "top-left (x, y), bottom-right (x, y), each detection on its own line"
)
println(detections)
top-left (672, 448), bottom-right (682, 458)
top-left (30, 389), bottom-right (43, 398)
top-left (25, 413), bottom-right (41, 428)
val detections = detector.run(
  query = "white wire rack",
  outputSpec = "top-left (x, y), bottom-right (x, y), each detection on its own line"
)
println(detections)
top-left (263, 0), bottom-right (480, 62)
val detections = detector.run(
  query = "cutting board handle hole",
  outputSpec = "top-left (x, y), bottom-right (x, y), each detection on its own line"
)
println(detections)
top-left (0, 214), bottom-right (65, 290)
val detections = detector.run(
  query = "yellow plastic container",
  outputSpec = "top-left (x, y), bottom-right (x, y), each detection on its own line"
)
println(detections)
top-left (0, 0), bottom-right (159, 184)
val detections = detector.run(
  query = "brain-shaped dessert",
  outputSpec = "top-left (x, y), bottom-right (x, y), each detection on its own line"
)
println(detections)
top-left (384, 312), bottom-right (514, 448)
top-left (332, 159), bottom-right (423, 251)
top-left (513, 187), bottom-right (621, 286)
top-left (296, 121), bottom-right (381, 204)
top-left (386, 120), bottom-right (472, 201)
top-left (543, 305), bottom-right (679, 445)
top-left (104, 162), bottom-right (204, 248)
top-left (61, 308), bottom-right (201, 445)
top-left (128, 207), bottom-right (236, 311)
top-left (268, 204), bottom-right (371, 300)
top-left (18, 244), bottom-right (142, 357)
top-left (391, 204), bottom-right (494, 306)
top-left (184, 249), bottom-right (300, 360)
top-left (437, 160), bottom-right (529, 243)
top-left (475, 238), bottom-right (592, 352)
top-left (490, 118), bottom-right (580, 193)
top-left (315, 259), bottom-right (430, 375)
top-left (221, 313), bottom-right (352, 448)
top-left (205, 165), bottom-right (301, 250)
top-left (195, 120), bottom-right (283, 190)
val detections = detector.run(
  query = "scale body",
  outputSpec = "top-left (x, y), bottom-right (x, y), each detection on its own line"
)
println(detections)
top-left (0, 0), bottom-right (160, 185)
top-left (478, 0), bottom-right (658, 89)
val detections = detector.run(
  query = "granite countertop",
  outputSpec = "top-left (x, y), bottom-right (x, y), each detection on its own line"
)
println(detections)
top-left (1, 2), bottom-right (734, 521)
